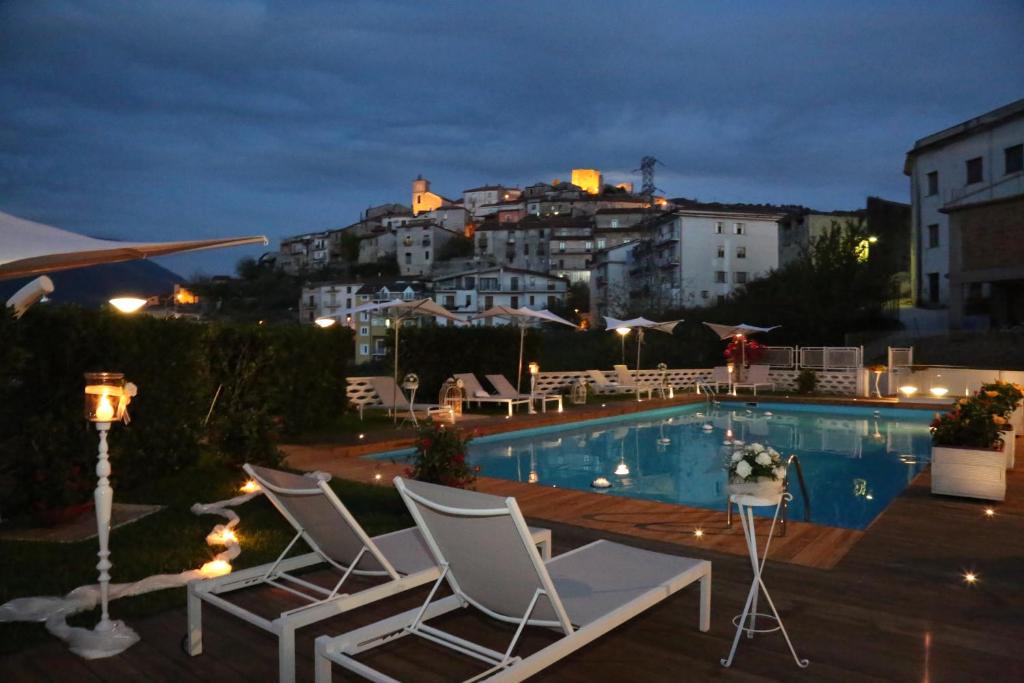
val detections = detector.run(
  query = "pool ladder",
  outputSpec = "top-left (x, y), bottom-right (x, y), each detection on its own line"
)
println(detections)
top-left (695, 381), bottom-right (719, 412)
top-left (726, 454), bottom-right (810, 537)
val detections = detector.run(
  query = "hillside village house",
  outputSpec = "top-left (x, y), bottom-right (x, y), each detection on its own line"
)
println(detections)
top-left (433, 267), bottom-right (569, 323)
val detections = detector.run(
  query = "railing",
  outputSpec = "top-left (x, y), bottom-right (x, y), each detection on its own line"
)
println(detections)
top-left (798, 346), bottom-right (862, 370)
top-left (695, 381), bottom-right (718, 412)
top-left (762, 346), bottom-right (795, 369)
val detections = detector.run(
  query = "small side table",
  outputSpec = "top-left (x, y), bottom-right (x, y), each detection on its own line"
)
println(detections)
top-left (534, 393), bottom-right (563, 413)
top-left (721, 492), bottom-right (809, 670)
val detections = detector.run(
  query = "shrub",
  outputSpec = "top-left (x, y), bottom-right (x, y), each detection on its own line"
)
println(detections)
top-left (405, 423), bottom-right (477, 489)
top-left (931, 396), bottom-right (1001, 449)
top-left (796, 369), bottom-right (817, 394)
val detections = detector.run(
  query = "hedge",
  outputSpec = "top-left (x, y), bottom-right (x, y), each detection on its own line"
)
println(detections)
top-left (0, 307), bottom-right (351, 520)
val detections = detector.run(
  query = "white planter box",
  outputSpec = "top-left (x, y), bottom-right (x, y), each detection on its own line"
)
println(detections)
top-left (931, 445), bottom-right (1006, 501)
top-left (1000, 426), bottom-right (1015, 469)
top-left (1013, 405), bottom-right (1024, 433)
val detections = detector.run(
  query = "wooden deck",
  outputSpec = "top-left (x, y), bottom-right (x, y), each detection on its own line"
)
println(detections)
top-left (3, 466), bottom-right (1022, 682)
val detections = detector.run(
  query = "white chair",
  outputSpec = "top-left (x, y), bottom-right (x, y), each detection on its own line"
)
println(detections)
top-left (365, 376), bottom-right (451, 424)
top-left (709, 366), bottom-right (732, 392)
top-left (314, 478), bottom-right (711, 683)
top-left (734, 365), bottom-right (774, 395)
top-left (486, 373), bottom-right (563, 413)
top-left (586, 369), bottom-right (653, 400)
top-left (455, 373), bottom-right (531, 417)
top-left (614, 364), bottom-right (657, 399)
top-left (187, 464), bottom-right (551, 682)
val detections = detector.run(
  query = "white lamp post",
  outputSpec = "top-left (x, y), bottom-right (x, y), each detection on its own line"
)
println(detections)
top-left (528, 362), bottom-right (540, 414)
top-left (616, 327), bottom-right (630, 365)
top-left (81, 372), bottom-right (139, 658)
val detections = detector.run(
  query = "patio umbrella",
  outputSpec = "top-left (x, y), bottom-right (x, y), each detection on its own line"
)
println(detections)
top-left (470, 306), bottom-right (578, 393)
top-left (0, 210), bottom-right (267, 281)
top-left (604, 316), bottom-right (683, 370)
top-left (703, 322), bottom-right (780, 371)
top-left (349, 298), bottom-right (463, 423)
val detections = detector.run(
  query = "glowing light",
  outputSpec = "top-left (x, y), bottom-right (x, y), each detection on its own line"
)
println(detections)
top-left (314, 317), bottom-right (336, 328)
top-left (930, 387), bottom-right (949, 398)
top-left (985, 508), bottom-right (995, 517)
top-left (528, 470), bottom-right (539, 484)
top-left (208, 528), bottom-right (237, 545)
top-left (614, 460), bottom-right (630, 476)
top-left (240, 480), bottom-right (260, 494)
top-left (200, 559), bottom-right (232, 578)
top-left (615, 327), bottom-right (631, 336)
top-left (358, 433), bottom-right (365, 440)
top-left (868, 235), bottom-right (878, 243)
top-left (601, 403), bottom-right (607, 408)
top-left (693, 528), bottom-right (704, 538)
top-left (963, 571), bottom-right (978, 585)
top-left (591, 476), bottom-right (611, 488)
top-left (109, 297), bottom-right (148, 314)
top-left (95, 394), bottom-right (115, 422)
top-left (373, 472), bottom-right (382, 482)
top-left (899, 386), bottom-right (918, 398)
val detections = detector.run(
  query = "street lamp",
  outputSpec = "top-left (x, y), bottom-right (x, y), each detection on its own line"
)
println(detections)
top-left (81, 372), bottom-right (139, 657)
top-left (108, 297), bottom-right (148, 314)
top-left (528, 362), bottom-right (540, 414)
top-left (616, 326), bottom-right (631, 365)
top-left (313, 317), bottom-right (336, 328)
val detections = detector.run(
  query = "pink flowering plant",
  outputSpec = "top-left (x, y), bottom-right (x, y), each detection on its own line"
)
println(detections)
top-left (727, 442), bottom-right (786, 483)
top-left (405, 422), bottom-right (478, 489)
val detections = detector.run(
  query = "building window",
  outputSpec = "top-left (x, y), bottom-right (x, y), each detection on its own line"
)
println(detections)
top-left (484, 295), bottom-right (494, 308)
top-left (523, 243), bottom-right (530, 256)
top-left (717, 295), bottom-right (726, 305)
top-left (610, 219), bottom-right (619, 228)
top-left (548, 295), bottom-right (557, 307)
top-left (558, 241), bottom-right (566, 252)
top-left (734, 223), bottom-right (745, 235)
top-left (1006, 144), bottom-right (1023, 175)
top-left (374, 339), bottom-right (385, 354)
top-left (716, 245), bottom-right (725, 258)
top-left (927, 272), bottom-right (940, 304)
top-left (529, 295), bottom-right (535, 306)
top-left (359, 326), bottom-right (369, 336)
top-left (307, 311), bottom-right (314, 321)
top-left (308, 295), bottom-right (315, 305)
top-left (360, 344), bottom-right (369, 355)
top-left (714, 271), bottom-right (726, 283)
top-left (926, 171), bottom-right (938, 196)
top-left (360, 311), bottom-right (369, 321)
top-left (597, 238), bottom-right (606, 249)
top-left (510, 276), bottom-right (519, 291)
top-left (584, 241), bottom-right (593, 251)
top-left (404, 252), bottom-right (411, 265)
top-left (701, 290), bottom-right (709, 299)
top-left (965, 157), bottom-right (983, 185)
top-left (734, 272), bottom-right (748, 284)
top-left (715, 222), bottom-right (723, 234)
top-left (444, 295), bottom-right (455, 307)
top-left (736, 246), bottom-right (746, 258)
top-left (510, 296), bottom-right (519, 308)
top-left (927, 223), bottom-right (939, 248)
top-left (424, 250), bottom-right (430, 261)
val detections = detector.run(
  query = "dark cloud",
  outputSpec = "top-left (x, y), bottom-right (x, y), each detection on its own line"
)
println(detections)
top-left (2, 0), bottom-right (1023, 275)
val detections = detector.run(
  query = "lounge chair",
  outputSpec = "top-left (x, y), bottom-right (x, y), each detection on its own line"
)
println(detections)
top-left (707, 366), bottom-right (732, 393)
top-left (734, 364), bottom-right (774, 395)
top-left (187, 464), bottom-right (552, 682)
top-left (486, 373), bottom-right (563, 413)
top-left (587, 368), bottom-right (653, 400)
top-left (364, 376), bottom-right (451, 425)
top-left (314, 478), bottom-right (711, 683)
top-left (614, 364), bottom-right (659, 398)
top-left (455, 373), bottom-right (531, 417)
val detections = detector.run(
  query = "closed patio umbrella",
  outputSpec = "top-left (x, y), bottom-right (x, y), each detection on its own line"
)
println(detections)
top-left (0, 210), bottom-right (267, 281)
top-left (470, 306), bottom-right (578, 393)
top-left (349, 298), bottom-right (463, 423)
top-left (604, 316), bottom-right (683, 371)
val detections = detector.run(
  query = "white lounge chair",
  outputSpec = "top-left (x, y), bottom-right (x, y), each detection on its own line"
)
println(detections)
top-left (365, 376), bottom-right (451, 424)
top-left (455, 373), bottom-right (531, 417)
top-left (314, 478), bottom-right (711, 683)
top-left (187, 464), bottom-right (552, 682)
top-left (614, 364), bottom-right (658, 398)
top-left (734, 364), bottom-right (774, 395)
top-left (708, 366), bottom-right (732, 392)
top-left (486, 373), bottom-right (563, 413)
top-left (587, 368), bottom-right (653, 401)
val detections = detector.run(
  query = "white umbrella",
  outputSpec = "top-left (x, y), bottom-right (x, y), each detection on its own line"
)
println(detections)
top-left (470, 306), bottom-right (578, 393)
top-left (604, 316), bottom-right (683, 370)
top-left (702, 322), bottom-right (780, 370)
top-left (349, 298), bottom-right (463, 423)
top-left (0, 210), bottom-right (267, 281)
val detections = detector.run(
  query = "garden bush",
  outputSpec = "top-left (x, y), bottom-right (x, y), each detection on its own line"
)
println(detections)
top-left (405, 423), bottom-right (477, 488)
top-left (0, 307), bottom-right (352, 520)
top-left (796, 369), bottom-right (818, 394)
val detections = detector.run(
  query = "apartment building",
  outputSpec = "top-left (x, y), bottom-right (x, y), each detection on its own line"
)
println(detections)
top-left (432, 267), bottom-right (569, 323)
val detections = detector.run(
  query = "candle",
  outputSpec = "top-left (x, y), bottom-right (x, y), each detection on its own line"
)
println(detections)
top-left (95, 394), bottom-right (115, 422)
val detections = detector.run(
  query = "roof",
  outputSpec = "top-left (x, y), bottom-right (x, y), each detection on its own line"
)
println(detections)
top-left (595, 208), bottom-right (662, 215)
top-left (904, 98), bottom-right (1024, 173)
top-left (463, 185), bottom-right (517, 193)
top-left (355, 279), bottom-right (429, 295)
top-left (670, 197), bottom-right (793, 218)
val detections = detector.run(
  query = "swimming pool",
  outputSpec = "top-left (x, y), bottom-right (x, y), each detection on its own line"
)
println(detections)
top-left (371, 402), bottom-right (935, 530)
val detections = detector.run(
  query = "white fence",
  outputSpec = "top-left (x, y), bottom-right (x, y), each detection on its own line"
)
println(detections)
top-left (764, 346), bottom-right (863, 371)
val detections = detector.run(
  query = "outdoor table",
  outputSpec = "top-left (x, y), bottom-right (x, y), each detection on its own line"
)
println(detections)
top-left (721, 491), bottom-right (809, 670)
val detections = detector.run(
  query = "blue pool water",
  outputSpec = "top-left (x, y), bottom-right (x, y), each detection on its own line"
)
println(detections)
top-left (370, 402), bottom-right (935, 530)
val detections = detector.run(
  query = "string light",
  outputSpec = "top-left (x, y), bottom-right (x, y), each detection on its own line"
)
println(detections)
top-left (240, 479), bottom-right (260, 494)
top-left (199, 559), bottom-right (232, 578)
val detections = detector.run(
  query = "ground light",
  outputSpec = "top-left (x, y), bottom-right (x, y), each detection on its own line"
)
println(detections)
top-left (985, 508), bottom-right (995, 517)
top-left (693, 528), bottom-right (704, 538)
top-left (963, 571), bottom-right (979, 585)
top-left (899, 385), bottom-right (918, 398)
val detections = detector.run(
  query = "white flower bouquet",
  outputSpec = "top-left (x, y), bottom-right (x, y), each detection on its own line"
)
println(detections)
top-left (726, 443), bottom-right (786, 495)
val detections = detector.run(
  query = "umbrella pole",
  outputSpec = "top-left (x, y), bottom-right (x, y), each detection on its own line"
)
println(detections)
top-left (393, 316), bottom-right (400, 425)
top-left (516, 325), bottom-right (525, 395)
top-left (636, 328), bottom-right (644, 372)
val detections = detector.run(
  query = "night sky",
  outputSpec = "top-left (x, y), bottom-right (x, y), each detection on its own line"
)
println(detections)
top-left (2, 0), bottom-right (1023, 277)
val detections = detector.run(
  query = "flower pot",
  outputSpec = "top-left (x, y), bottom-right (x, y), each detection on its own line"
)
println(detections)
top-left (1013, 404), bottom-right (1024, 434)
top-left (727, 477), bottom-right (784, 502)
top-left (34, 501), bottom-right (94, 528)
top-left (1000, 425), bottom-right (1015, 469)
top-left (931, 445), bottom-right (1006, 501)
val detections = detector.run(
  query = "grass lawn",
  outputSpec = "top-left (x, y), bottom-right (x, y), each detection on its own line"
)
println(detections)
top-left (0, 460), bottom-right (412, 655)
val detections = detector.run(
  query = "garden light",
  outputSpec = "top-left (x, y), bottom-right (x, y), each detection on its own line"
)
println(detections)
top-left (240, 480), bottom-right (261, 494)
top-left (693, 528), bottom-right (704, 538)
top-left (108, 297), bottom-right (148, 314)
top-left (985, 508), bottom-right (995, 517)
top-left (614, 460), bottom-right (630, 476)
top-left (930, 387), bottom-right (949, 398)
top-left (528, 470), bottom-right (539, 484)
top-left (899, 386), bottom-right (918, 398)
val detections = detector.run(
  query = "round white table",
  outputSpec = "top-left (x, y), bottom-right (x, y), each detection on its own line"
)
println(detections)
top-left (721, 491), bottom-right (809, 669)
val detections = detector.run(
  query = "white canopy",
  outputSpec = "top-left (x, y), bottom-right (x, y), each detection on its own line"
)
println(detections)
top-left (604, 316), bottom-right (683, 370)
top-left (703, 322), bottom-right (780, 340)
top-left (471, 306), bottom-right (578, 393)
top-left (0, 210), bottom-right (267, 281)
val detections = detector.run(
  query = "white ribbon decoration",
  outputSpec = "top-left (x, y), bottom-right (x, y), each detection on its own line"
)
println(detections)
top-left (0, 471), bottom-right (330, 658)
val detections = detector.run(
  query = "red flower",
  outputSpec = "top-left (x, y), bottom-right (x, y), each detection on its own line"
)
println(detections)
top-left (421, 437), bottom-right (433, 450)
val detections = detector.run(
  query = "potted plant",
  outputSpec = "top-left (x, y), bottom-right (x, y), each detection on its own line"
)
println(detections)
top-left (405, 422), bottom-right (478, 489)
top-left (930, 396), bottom-right (1006, 501)
top-left (726, 443), bottom-right (786, 500)
top-left (979, 381), bottom-right (1023, 468)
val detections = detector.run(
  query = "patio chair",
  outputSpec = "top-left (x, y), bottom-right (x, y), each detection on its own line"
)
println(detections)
top-left (708, 366), bottom-right (732, 392)
top-left (455, 373), bottom-right (531, 417)
top-left (614, 364), bottom-right (658, 397)
top-left (486, 373), bottom-right (563, 413)
top-left (186, 464), bottom-right (553, 683)
top-left (365, 376), bottom-right (451, 424)
top-left (314, 478), bottom-right (711, 683)
top-left (734, 364), bottom-right (774, 395)
top-left (587, 368), bottom-right (653, 401)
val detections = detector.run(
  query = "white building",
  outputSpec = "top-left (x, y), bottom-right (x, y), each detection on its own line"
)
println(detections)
top-left (396, 220), bottom-right (463, 276)
top-left (904, 98), bottom-right (1024, 307)
top-left (299, 282), bottom-right (364, 325)
top-left (432, 267), bottom-right (569, 323)
top-left (462, 185), bottom-right (522, 219)
top-left (590, 240), bottom-right (639, 318)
